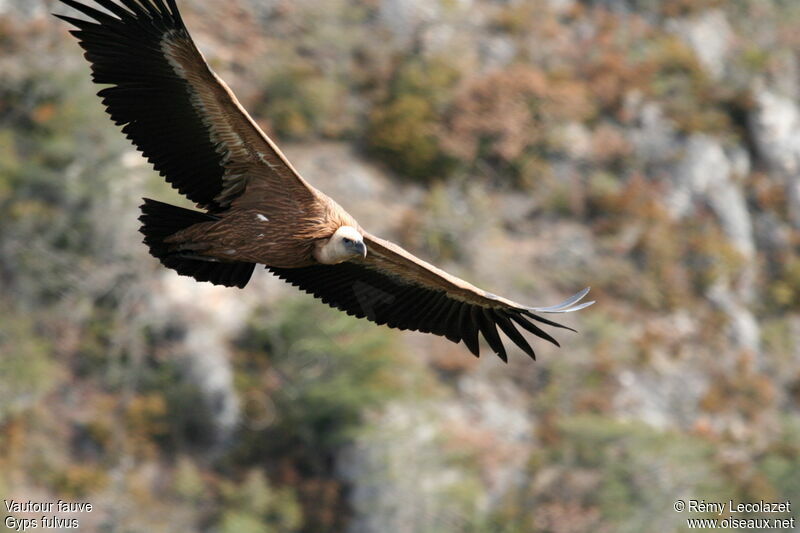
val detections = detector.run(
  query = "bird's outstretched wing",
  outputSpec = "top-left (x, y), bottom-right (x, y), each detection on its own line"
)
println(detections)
top-left (55, 0), bottom-right (318, 213)
top-left (57, 0), bottom-right (595, 360)
top-left (270, 233), bottom-right (594, 361)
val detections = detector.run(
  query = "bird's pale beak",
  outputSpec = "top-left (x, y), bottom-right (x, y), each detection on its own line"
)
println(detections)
top-left (355, 240), bottom-right (367, 259)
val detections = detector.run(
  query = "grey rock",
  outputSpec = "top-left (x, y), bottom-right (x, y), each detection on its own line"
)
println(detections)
top-left (668, 10), bottom-right (733, 80)
top-left (339, 373), bottom-right (534, 533)
top-left (629, 99), bottom-right (681, 169)
top-left (145, 277), bottom-right (250, 450)
top-left (708, 280), bottom-right (762, 357)
top-left (0, 0), bottom-right (48, 18)
top-left (749, 85), bottom-right (800, 229)
top-left (379, 0), bottom-right (443, 44)
top-left (672, 135), bottom-right (755, 259)
top-left (479, 35), bottom-right (517, 69)
top-left (616, 362), bottom-right (707, 430)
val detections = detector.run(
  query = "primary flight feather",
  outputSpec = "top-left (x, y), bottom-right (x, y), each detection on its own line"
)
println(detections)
top-left (55, 0), bottom-right (594, 361)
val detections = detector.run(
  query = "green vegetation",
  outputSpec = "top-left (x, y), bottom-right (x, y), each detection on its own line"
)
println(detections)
top-left (233, 300), bottom-right (412, 531)
top-left (366, 56), bottom-right (461, 180)
top-left (0, 314), bottom-right (55, 424)
top-left (490, 416), bottom-right (731, 533)
top-left (217, 470), bottom-right (303, 533)
top-left (256, 61), bottom-right (346, 140)
top-left (235, 299), bottom-right (409, 456)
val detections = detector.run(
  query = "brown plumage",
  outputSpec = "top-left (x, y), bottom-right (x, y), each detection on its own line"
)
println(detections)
top-left (55, 0), bottom-right (594, 361)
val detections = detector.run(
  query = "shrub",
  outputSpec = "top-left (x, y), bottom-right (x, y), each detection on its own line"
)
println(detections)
top-left (235, 298), bottom-right (409, 458)
top-left (365, 56), bottom-right (461, 181)
top-left (254, 61), bottom-right (348, 140)
top-left (491, 415), bottom-right (731, 533)
top-left (0, 313), bottom-right (55, 424)
top-left (233, 298), bottom-right (413, 531)
top-left (217, 469), bottom-right (303, 533)
top-left (442, 65), bottom-right (592, 186)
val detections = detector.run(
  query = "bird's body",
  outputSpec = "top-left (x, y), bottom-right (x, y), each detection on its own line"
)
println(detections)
top-left (163, 200), bottom-right (359, 268)
top-left (55, 0), bottom-right (594, 361)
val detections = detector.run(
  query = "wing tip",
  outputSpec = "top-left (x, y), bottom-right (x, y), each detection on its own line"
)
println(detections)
top-left (526, 287), bottom-right (594, 314)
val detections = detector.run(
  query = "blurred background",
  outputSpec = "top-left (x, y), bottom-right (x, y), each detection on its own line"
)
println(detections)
top-left (1, 0), bottom-right (799, 531)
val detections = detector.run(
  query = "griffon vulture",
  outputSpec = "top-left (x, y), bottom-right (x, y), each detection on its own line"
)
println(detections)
top-left (55, 0), bottom-right (594, 361)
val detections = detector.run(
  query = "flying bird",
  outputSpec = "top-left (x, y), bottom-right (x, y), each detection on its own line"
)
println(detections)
top-left (55, 0), bottom-right (594, 361)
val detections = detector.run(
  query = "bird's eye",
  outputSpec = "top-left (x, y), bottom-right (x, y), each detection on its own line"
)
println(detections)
top-left (343, 238), bottom-right (351, 244)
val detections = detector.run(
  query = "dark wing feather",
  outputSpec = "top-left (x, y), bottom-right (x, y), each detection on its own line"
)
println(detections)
top-left (478, 310), bottom-right (507, 362)
top-left (269, 255), bottom-right (593, 362)
top-left (55, 0), bottom-right (319, 213)
top-left (495, 311), bottom-right (536, 360)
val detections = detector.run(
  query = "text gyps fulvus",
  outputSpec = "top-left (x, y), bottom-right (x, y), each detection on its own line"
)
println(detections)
top-left (55, 0), bottom-right (594, 361)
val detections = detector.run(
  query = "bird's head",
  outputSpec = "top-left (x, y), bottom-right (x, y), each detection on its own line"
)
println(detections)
top-left (315, 225), bottom-right (367, 264)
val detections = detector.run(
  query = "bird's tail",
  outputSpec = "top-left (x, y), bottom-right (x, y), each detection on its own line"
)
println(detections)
top-left (138, 198), bottom-right (255, 288)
